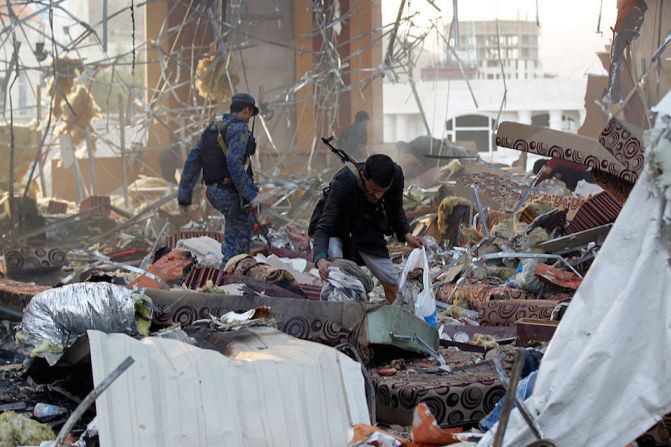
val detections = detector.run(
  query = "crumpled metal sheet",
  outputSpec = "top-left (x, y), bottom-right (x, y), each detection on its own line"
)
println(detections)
top-left (19, 283), bottom-right (137, 350)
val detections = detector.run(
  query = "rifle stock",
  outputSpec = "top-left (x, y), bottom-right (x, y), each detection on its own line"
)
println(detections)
top-left (321, 136), bottom-right (358, 164)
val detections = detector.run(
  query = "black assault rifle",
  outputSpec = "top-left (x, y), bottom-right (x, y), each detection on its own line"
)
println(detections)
top-left (321, 136), bottom-right (358, 164)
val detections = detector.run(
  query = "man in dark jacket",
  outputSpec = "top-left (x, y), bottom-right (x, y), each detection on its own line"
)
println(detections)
top-left (178, 93), bottom-right (260, 267)
top-left (337, 110), bottom-right (369, 162)
top-left (533, 158), bottom-right (593, 191)
top-left (311, 154), bottom-right (423, 302)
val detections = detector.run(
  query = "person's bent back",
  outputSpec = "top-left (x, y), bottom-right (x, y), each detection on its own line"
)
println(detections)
top-left (310, 154), bottom-right (423, 302)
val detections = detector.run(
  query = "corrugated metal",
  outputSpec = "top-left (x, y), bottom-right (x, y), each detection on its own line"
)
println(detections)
top-left (88, 327), bottom-right (369, 447)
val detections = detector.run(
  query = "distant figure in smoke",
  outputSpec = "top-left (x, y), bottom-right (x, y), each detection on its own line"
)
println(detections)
top-left (159, 144), bottom-right (181, 184)
top-left (338, 110), bottom-right (369, 161)
top-left (178, 93), bottom-right (260, 267)
top-left (533, 158), bottom-right (594, 192)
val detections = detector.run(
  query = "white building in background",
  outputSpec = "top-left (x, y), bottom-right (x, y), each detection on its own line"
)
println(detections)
top-left (383, 18), bottom-right (588, 165)
top-left (451, 20), bottom-right (544, 81)
top-left (383, 78), bottom-right (586, 148)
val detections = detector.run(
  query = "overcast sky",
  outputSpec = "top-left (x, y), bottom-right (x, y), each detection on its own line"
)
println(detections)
top-left (381, 0), bottom-right (618, 77)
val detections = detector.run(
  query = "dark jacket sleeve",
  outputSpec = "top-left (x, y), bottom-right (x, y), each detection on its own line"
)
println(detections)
top-left (177, 136), bottom-right (204, 205)
top-left (226, 122), bottom-right (258, 203)
top-left (312, 173), bottom-right (353, 263)
top-left (384, 166), bottom-right (410, 241)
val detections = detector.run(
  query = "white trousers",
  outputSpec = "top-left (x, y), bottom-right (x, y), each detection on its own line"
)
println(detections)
top-left (328, 237), bottom-right (399, 285)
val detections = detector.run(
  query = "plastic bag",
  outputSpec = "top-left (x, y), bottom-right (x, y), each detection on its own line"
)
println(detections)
top-left (320, 267), bottom-right (367, 302)
top-left (505, 259), bottom-right (542, 292)
top-left (398, 247), bottom-right (437, 326)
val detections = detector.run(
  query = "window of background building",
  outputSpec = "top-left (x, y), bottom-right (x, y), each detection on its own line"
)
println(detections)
top-left (532, 113), bottom-right (550, 127)
top-left (445, 114), bottom-right (495, 153)
top-left (562, 115), bottom-right (577, 131)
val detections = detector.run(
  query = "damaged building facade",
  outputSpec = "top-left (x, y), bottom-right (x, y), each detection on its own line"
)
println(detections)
top-left (0, 0), bottom-right (671, 446)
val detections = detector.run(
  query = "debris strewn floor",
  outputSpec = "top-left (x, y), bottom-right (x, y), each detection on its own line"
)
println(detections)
top-left (0, 1), bottom-right (670, 446)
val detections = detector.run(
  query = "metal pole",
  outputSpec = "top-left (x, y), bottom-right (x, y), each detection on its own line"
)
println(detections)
top-left (102, 0), bottom-right (108, 53)
top-left (493, 351), bottom-right (525, 447)
top-left (408, 48), bottom-right (432, 136)
top-left (54, 356), bottom-right (134, 446)
top-left (35, 84), bottom-right (48, 194)
top-left (493, 355), bottom-right (545, 441)
top-left (470, 184), bottom-right (490, 237)
top-left (512, 174), bottom-right (542, 215)
top-left (6, 34), bottom-right (20, 232)
top-left (118, 94), bottom-right (129, 209)
top-left (384, 0), bottom-right (407, 67)
top-left (85, 128), bottom-right (98, 196)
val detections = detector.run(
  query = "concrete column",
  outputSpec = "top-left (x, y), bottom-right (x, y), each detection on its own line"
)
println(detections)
top-left (515, 111), bottom-right (533, 171)
top-left (517, 110), bottom-right (532, 124)
top-left (395, 114), bottom-right (408, 142)
top-left (383, 114), bottom-right (394, 142)
top-left (549, 110), bottom-right (563, 130)
top-left (413, 115), bottom-right (423, 139)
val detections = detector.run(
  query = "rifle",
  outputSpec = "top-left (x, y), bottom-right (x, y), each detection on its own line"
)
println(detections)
top-left (321, 136), bottom-right (368, 194)
top-left (254, 213), bottom-right (272, 252)
top-left (241, 201), bottom-right (272, 252)
top-left (321, 136), bottom-right (358, 164)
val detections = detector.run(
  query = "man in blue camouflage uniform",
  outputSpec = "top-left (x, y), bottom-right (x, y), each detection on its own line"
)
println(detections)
top-left (178, 93), bottom-right (260, 268)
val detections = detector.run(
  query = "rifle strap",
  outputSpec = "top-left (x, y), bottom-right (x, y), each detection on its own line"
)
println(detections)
top-left (344, 161), bottom-right (366, 192)
top-left (216, 119), bottom-right (229, 155)
top-left (216, 119), bottom-right (251, 170)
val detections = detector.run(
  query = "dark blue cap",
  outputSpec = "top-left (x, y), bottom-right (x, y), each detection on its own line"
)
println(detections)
top-left (231, 93), bottom-right (259, 116)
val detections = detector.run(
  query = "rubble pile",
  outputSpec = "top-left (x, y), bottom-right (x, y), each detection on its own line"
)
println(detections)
top-left (0, 1), bottom-right (669, 446)
top-left (0, 104), bottom-right (669, 445)
top-left (0, 124), bottom-right (662, 445)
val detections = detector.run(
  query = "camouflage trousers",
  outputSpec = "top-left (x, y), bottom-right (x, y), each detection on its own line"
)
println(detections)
top-left (206, 185), bottom-right (253, 268)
